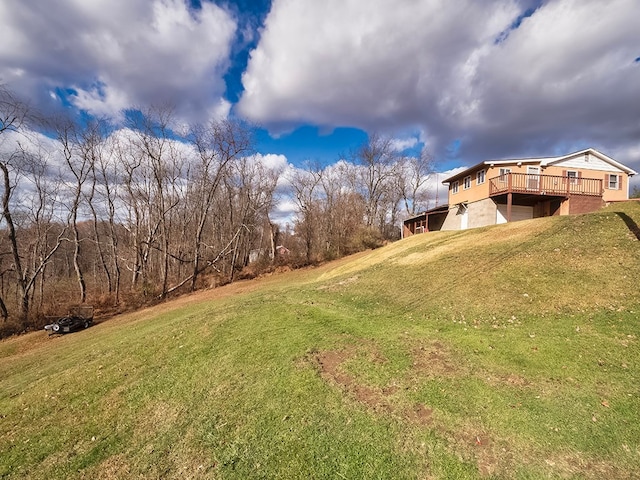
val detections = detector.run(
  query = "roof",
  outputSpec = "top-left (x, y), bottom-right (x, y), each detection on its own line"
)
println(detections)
top-left (441, 148), bottom-right (637, 184)
top-left (402, 204), bottom-right (449, 223)
top-left (541, 148), bottom-right (637, 175)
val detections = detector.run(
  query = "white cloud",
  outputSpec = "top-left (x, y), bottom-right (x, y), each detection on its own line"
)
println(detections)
top-left (238, 0), bottom-right (520, 135)
top-left (238, 0), bottom-right (640, 172)
top-left (0, 0), bottom-right (236, 123)
top-left (390, 137), bottom-right (419, 152)
top-left (271, 198), bottom-right (297, 225)
top-left (463, 0), bottom-right (640, 157)
top-left (255, 152), bottom-right (289, 172)
top-left (71, 81), bottom-right (131, 121)
top-left (3, 0), bottom-right (639, 178)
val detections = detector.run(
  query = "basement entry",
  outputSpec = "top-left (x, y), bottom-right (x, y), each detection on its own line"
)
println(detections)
top-left (496, 204), bottom-right (533, 224)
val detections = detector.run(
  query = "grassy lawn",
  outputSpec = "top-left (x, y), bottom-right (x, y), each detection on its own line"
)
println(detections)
top-left (1, 202), bottom-right (639, 479)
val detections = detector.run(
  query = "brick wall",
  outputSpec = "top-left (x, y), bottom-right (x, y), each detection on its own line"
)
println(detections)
top-left (568, 195), bottom-right (605, 215)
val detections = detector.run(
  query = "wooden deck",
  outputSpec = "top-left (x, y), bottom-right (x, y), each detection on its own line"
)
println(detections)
top-left (489, 173), bottom-right (603, 197)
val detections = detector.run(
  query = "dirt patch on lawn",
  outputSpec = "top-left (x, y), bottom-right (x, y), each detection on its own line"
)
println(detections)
top-left (410, 341), bottom-right (460, 377)
top-left (308, 341), bottom-right (626, 479)
top-left (406, 402), bottom-right (434, 426)
top-left (308, 345), bottom-right (502, 475)
top-left (309, 341), bottom-right (460, 424)
top-left (312, 347), bottom-right (392, 413)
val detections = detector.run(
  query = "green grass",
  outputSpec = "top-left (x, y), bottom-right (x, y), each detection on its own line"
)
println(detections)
top-left (2, 202), bottom-right (640, 479)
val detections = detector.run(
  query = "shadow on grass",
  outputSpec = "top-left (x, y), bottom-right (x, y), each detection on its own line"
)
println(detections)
top-left (616, 211), bottom-right (640, 240)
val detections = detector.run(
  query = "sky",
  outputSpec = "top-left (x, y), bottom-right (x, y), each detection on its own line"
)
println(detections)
top-left (1, 0), bottom-right (640, 188)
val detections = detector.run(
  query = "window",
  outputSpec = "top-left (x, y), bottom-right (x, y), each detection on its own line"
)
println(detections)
top-left (499, 168), bottom-right (511, 182)
top-left (527, 166), bottom-right (540, 190)
top-left (476, 169), bottom-right (485, 184)
top-left (463, 175), bottom-right (471, 190)
top-left (452, 180), bottom-right (459, 194)
top-left (608, 174), bottom-right (620, 190)
top-left (566, 170), bottom-right (578, 184)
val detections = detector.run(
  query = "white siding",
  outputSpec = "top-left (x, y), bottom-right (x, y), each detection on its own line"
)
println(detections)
top-left (553, 153), bottom-right (623, 173)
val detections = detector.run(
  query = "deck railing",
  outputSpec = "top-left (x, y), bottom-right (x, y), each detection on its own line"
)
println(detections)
top-left (489, 173), bottom-right (603, 197)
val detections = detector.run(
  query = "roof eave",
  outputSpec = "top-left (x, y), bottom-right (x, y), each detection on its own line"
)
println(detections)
top-left (544, 147), bottom-right (638, 175)
top-left (441, 161), bottom-right (488, 184)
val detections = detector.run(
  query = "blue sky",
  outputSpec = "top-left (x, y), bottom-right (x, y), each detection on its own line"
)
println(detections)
top-left (1, 0), bottom-right (639, 178)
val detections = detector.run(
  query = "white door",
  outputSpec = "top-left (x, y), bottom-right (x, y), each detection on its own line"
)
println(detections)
top-left (459, 208), bottom-right (468, 229)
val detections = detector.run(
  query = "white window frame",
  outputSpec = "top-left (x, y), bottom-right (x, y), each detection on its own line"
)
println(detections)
top-left (608, 174), bottom-right (620, 190)
top-left (499, 167), bottom-right (511, 182)
top-left (463, 175), bottom-right (471, 190)
top-left (452, 180), bottom-right (459, 194)
top-left (476, 169), bottom-right (485, 185)
top-left (526, 166), bottom-right (540, 190)
top-left (566, 170), bottom-right (578, 184)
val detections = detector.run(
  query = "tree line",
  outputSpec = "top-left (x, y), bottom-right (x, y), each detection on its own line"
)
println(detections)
top-left (0, 86), bottom-right (434, 334)
top-left (287, 134), bottom-right (434, 264)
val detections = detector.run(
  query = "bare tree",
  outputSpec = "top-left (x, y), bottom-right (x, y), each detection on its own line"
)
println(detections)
top-left (3, 88), bottom-right (421, 326)
top-left (93, 135), bottom-right (123, 305)
top-left (320, 162), bottom-right (351, 257)
top-left (225, 155), bottom-right (280, 281)
top-left (0, 86), bottom-right (28, 136)
top-left (56, 118), bottom-right (92, 304)
top-left (19, 141), bottom-right (63, 315)
top-left (0, 147), bottom-right (65, 320)
top-left (0, 85), bottom-right (25, 319)
top-left (0, 154), bottom-right (25, 318)
top-left (184, 119), bottom-right (252, 291)
top-left (290, 162), bottom-right (323, 264)
top-left (116, 132), bottom-right (150, 291)
top-left (0, 87), bottom-right (64, 321)
top-left (124, 106), bottom-right (186, 298)
top-left (398, 149), bottom-right (435, 216)
top-left (351, 134), bottom-right (400, 235)
top-left (83, 123), bottom-right (114, 297)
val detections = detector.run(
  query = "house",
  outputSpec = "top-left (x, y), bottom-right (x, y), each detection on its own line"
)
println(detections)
top-left (403, 148), bottom-right (637, 235)
top-left (402, 205), bottom-right (448, 238)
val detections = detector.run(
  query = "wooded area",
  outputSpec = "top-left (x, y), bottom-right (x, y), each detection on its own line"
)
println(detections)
top-left (0, 86), bottom-right (433, 335)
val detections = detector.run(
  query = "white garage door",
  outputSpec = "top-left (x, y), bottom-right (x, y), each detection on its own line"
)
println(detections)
top-left (496, 205), bottom-right (533, 224)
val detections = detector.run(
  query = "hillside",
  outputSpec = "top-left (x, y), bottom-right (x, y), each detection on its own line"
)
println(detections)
top-left (1, 201), bottom-right (639, 479)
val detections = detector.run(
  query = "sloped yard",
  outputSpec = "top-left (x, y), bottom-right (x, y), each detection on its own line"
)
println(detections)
top-left (1, 202), bottom-right (639, 479)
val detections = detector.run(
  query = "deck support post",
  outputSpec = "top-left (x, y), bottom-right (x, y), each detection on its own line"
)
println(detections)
top-left (507, 192), bottom-right (512, 222)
